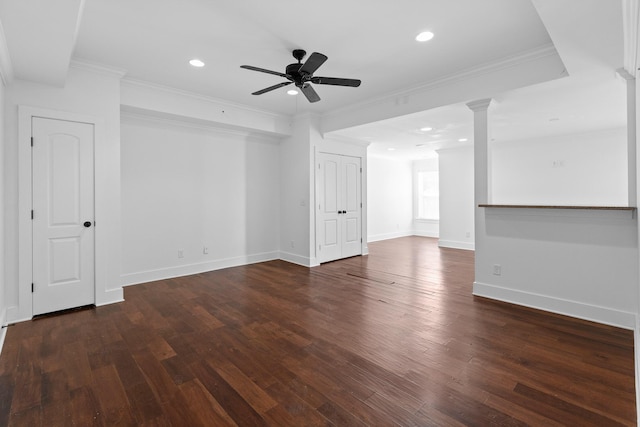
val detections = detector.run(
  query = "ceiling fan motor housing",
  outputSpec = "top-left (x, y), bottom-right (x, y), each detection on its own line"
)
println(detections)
top-left (286, 63), bottom-right (308, 86)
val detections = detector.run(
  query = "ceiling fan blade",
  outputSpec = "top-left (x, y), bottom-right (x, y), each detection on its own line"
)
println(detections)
top-left (311, 76), bottom-right (361, 87)
top-left (252, 81), bottom-right (292, 95)
top-left (299, 52), bottom-right (328, 75)
top-left (241, 65), bottom-right (288, 79)
top-left (300, 83), bottom-right (320, 103)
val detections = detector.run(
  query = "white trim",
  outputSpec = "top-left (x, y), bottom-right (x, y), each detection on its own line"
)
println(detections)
top-left (473, 281), bottom-right (636, 330)
top-left (0, 18), bottom-right (13, 85)
top-left (622, 0), bottom-right (640, 75)
top-left (120, 107), bottom-right (283, 143)
top-left (95, 288), bottom-right (124, 306)
top-left (121, 252), bottom-right (280, 287)
top-left (279, 251), bottom-right (319, 268)
top-left (321, 44), bottom-right (560, 128)
top-left (367, 231), bottom-right (414, 243)
top-left (14, 106), bottom-right (120, 323)
top-left (121, 77), bottom-right (286, 120)
top-left (70, 58), bottom-right (128, 79)
top-left (413, 230), bottom-right (439, 238)
top-left (0, 307), bottom-right (7, 355)
top-left (438, 239), bottom-right (475, 251)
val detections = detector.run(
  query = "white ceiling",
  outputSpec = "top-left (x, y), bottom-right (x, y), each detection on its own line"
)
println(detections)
top-left (331, 0), bottom-right (627, 160)
top-left (0, 0), bottom-right (628, 158)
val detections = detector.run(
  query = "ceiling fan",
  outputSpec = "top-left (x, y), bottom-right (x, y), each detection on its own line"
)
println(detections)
top-left (240, 49), bottom-right (361, 103)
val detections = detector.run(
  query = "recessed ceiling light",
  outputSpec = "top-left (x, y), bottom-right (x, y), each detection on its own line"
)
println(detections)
top-left (416, 144), bottom-right (425, 147)
top-left (189, 59), bottom-right (205, 67)
top-left (416, 31), bottom-right (434, 42)
top-left (420, 127), bottom-right (433, 132)
top-left (458, 138), bottom-right (468, 142)
top-left (387, 148), bottom-right (396, 151)
top-left (287, 89), bottom-right (299, 96)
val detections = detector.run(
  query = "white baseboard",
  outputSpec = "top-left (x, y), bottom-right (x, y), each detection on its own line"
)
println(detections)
top-left (438, 239), bottom-right (475, 250)
top-left (473, 281), bottom-right (636, 330)
top-left (367, 231), bottom-right (413, 243)
top-left (413, 230), bottom-right (439, 238)
top-left (0, 307), bottom-right (6, 356)
top-left (278, 251), bottom-right (317, 267)
top-left (96, 288), bottom-right (125, 306)
top-left (121, 251), bottom-right (280, 286)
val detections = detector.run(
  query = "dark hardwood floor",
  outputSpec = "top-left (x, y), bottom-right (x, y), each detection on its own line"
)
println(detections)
top-left (0, 236), bottom-right (636, 426)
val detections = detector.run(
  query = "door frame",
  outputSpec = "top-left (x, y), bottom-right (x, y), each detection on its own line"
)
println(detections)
top-left (314, 139), bottom-right (369, 265)
top-left (15, 106), bottom-right (116, 321)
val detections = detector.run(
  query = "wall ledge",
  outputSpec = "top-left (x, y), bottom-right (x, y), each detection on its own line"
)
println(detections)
top-left (479, 204), bottom-right (635, 211)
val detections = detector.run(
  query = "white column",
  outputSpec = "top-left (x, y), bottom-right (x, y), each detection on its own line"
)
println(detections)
top-left (466, 99), bottom-right (493, 205)
top-left (467, 98), bottom-right (492, 287)
top-left (617, 68), bottom-right (637, 207)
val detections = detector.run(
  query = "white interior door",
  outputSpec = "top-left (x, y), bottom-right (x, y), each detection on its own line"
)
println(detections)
top-left (318, 153), bottom-right (342, 262)
top-left (32, 117), bottom-right (95, 315)
top-left (317, 153), bottom-right (362, 263)
top-left (341, 156), bottom-right (362, 258)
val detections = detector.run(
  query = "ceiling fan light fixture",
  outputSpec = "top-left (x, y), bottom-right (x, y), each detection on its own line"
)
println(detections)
top-left (189, 59), bottom-right (205, 67)
top-left (287, 89), bottom-right (299, 95)
top-left (416, 31), bottom-right (434, 42)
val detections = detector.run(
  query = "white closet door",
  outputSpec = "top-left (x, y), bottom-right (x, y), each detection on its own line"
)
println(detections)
top-left (318, 153), bottom-right (342, 262)
top-left (32, 117), bottom-right (95, 315)
top-left (317, 153), bottom-right (362, 263)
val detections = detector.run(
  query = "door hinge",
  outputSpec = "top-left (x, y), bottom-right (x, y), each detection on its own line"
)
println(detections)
top-left (31, 210), bottom-right (34, 220)
top-left (31, 283), bottom-right (34, 293)
top-left (30, 137), bottom-right (34, 147)
top-left (361, 238), bottom-right (363, 243)
top-left (360, 202), bottom-right (362, 208)
top-left (360, 167), bottom-right (362, 173)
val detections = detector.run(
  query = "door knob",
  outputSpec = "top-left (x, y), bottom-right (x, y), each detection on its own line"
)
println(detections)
top-left (83, 221), bottom-right (92, 228)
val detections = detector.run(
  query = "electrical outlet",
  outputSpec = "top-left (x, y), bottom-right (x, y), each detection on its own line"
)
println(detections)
top-left (493, 264), bottom-right (501, 276)
top-left (203, 246), bottom-right (209, 255)
top-left (290, 240), bottom-right (295, 248)
top-left (178, 249), bottom-right (184, 258)
top-left (466, 231), bottom-right (471, 238)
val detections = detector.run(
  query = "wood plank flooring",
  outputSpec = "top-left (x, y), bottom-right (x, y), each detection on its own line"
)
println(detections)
top-left (0, 236), bottom-right (635, 426)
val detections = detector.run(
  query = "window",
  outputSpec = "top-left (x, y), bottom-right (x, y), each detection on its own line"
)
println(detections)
top-left (417, 170), bottom-right (439, 220)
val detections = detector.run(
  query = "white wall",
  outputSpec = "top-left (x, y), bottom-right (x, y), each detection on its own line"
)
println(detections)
top-left (120, 114), bottom-right (281, 285)
top-left (413, 157), bottom-right (439, 238)
top-left (492, 128), bottom-right (628, 205)
top-left (474, 208), bottom-right (638, 328)
top-left (367, 156), bottom-right (413, 242)
top-left (438, 146), bottom-right (475, 250)
top-left (279, 114), bottom-right (314, 266)
top-left (4, 66), bottom-right (124, 322)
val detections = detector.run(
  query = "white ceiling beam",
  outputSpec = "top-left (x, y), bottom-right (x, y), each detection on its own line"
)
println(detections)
top-left (0, 0), bottom-right (85, 86)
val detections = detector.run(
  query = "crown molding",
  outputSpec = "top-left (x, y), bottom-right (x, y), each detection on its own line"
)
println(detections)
top-left (70, 58), bottom-right (128, 79)
top-left (322, 43), bottom-right (561, 124)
